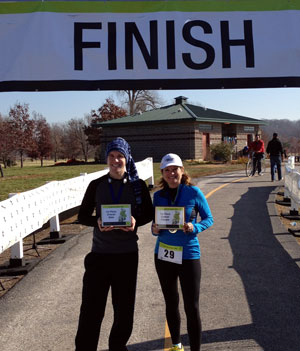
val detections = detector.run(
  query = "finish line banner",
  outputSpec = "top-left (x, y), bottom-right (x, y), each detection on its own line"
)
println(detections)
top-left (1, 0), bottom-right (300, 91)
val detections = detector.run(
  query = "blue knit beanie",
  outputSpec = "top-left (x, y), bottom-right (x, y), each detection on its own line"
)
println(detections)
top-left (105, 137), bottom-right (139, 183)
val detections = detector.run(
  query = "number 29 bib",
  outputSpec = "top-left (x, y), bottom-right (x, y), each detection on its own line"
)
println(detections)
top-left (158, 242), bottom-right (183, 265)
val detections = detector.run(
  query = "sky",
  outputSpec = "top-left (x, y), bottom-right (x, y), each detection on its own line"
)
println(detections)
top-left (0, 87), bottom-right (300, 124)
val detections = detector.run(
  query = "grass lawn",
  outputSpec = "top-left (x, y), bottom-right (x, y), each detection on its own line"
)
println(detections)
top-left (0, 159), bottom-right (247, 202)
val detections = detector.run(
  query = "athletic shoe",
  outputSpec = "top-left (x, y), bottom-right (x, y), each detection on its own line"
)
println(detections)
top-left (169, 345), bottom-right (184, 351)
top-left (258, 173), bottom-right (263, 176)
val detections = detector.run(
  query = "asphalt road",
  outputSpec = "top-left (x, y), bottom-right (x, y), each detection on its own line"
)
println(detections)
top-left (1, 170), bottom-right (300, 351)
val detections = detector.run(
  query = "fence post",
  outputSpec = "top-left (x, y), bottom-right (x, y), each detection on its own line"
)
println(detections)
top-left (45, 180), bottom-right (61, 239)
top-left (49, 214), bottom-right (61, 239)
top-left (147, 158), bottom-right (154, 189)
top-left (288, 156), bottom-right (295, 169)
top-left (49, 172), bottom-right (87, 239)
top-left (277, 157), bottom-right (294, 205)
top-left (8, 193), bottom-right (25, 267)
top-left (283, 158), bottom-right (293, 199)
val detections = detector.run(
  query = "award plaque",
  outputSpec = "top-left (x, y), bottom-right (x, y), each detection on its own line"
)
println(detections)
top-left (101, 204), bottom-right (131, 227)
top-left (155, 206), bottom-right (185, 230)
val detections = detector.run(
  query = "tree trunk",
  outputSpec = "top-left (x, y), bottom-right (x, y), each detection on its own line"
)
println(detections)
top-left (20, 151), bottom-right (24, 168)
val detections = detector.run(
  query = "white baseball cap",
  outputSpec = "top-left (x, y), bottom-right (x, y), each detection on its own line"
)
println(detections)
top-left (160, 153), bottom-right (183, 170)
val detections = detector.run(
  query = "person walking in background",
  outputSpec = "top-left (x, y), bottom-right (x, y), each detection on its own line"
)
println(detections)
top-left (75, 137), bottom-right (153, 351)
top-left (249, 134), bottom-right (265, 176)
top-left (266, 132), bottom-right (284, 182)
top-left (152, 153), bottom-right (214, 351)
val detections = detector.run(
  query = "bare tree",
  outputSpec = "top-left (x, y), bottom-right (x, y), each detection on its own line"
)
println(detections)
top-left (117, 90), bottom-right (163, 115)
top-left (28, 112), bottom-right (53, 166)
top-left (8, 103), bottom-right (35, 168)
top-left (51, 123), bottom-right (65, 162)
top-left (65, 117), bottom-right (96, 162)
top-left (261, 118), bottom-right (300, 156)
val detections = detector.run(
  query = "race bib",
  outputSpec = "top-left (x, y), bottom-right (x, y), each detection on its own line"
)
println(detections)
top-left (158, 242), bottom-right (183, 265)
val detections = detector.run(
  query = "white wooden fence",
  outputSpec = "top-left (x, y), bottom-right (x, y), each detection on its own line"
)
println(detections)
top-left (0, 158), bottom-right (154, 265)
top-left (283, 156), bottom-right (300, 213)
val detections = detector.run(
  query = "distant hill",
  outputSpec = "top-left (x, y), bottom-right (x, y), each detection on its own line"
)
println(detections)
top-left (260, 119), bottom-right (300, 155)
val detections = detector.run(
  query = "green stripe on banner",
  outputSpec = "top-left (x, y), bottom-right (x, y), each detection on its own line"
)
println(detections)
top-left (1, 0), bottom-right (300, 14)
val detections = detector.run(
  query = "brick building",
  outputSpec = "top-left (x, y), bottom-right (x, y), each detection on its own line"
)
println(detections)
top-left (98, 96), bottom-right (263, 162)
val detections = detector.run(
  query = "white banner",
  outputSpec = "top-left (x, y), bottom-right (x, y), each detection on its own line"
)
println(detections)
top-left (0, 1), bottom-right (300, 91)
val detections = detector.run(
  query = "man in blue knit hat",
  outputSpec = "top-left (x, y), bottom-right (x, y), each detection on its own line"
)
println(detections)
top-left (75, 137), bottom-right (153, 351)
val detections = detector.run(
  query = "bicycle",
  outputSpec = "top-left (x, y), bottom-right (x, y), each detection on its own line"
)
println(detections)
top-left (246, 153), bottom-right (266, 177)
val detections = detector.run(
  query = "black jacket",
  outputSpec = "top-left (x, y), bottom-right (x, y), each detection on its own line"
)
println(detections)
top-left (266, 138), bottom-right (283, 156)
top-left (78, 173), bottom-right (154, 254)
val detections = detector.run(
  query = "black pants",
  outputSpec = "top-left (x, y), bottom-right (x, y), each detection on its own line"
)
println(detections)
top-left (252, 153), bottom-right (264, 175)
top-left (155, 255), bottom-right (202, 351)
top-left (75, 251), bottom-right (138, 351)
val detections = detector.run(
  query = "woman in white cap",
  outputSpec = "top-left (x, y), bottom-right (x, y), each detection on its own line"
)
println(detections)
top-left (75, 137), bottom-right (153, 351)
top-left (152, 153), bottom-right (213, 351)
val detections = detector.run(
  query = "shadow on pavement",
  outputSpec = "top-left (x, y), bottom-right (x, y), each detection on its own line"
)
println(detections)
top-left (110, 184), bottom-right (300, 351)
top-left (224, 186), bottom-right (300, 350)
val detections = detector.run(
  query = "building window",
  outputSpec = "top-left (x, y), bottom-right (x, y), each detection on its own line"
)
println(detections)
top-left (199, 124), bottom-right (213, 131)
top-left (244, 126), bottom-right (255, 132)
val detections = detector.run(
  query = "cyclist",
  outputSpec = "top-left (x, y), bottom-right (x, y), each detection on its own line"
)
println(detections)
top-left (249, 134), bottom-right (265, 176)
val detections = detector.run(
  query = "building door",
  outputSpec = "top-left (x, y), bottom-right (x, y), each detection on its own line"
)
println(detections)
top-left (202, 133), bottom-right (210, 160)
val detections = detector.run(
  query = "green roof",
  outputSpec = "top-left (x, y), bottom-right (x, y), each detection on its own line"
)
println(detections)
top-left (98, 98), bottom-right (263, 126)
top-left (185, 104), bottom-right (262, 124)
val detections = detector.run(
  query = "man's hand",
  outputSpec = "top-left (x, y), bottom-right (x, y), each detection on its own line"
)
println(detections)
top-left (118, 216), bottom-right (136, 232)
top-left (97, 218), bottom-right (115, 231)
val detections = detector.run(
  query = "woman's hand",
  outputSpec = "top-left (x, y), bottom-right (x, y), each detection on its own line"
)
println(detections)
top-left (152, 222), bottom-right (160, 235)
top-left (184, 222), bottom-right (194, 233)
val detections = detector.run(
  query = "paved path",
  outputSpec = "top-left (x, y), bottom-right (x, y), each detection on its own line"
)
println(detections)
top-left (1, 171), bottom-right (300, 351)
